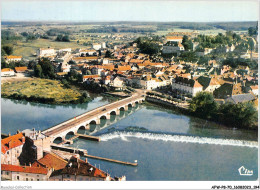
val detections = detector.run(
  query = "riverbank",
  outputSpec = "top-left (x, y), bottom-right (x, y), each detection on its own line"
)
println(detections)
top-left (1, 78), bottom-right (91, 104)
top-left (145, 95), bottom-right (258, 131)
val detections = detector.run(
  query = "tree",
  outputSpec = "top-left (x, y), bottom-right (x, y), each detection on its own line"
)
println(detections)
top-left (62, 35), bottom-right (70, 42)
top-left (189, 92), bottom-right (218, 119)
top-left (218, 102), bottom-right (257, 129)
top-left (35, 58), bottom-right (55, 79)
top-left (1, 57), bottom-right (8, 69)
top-left (248, 26), bottom-right (257, 36)
top-left (86, 70), bottom-right (92, 75)
top-left (55, 35), bottom-right (63, 41)
top-left (105, 50), bottom-right (112, 58)
top-left (179, 51), bottom-right (198, 62)
top-left (56, 34), bottom-right (70, 42)
top-left (139, 41), bottom-right (160, 55)
top-left (28, 60), bottom-right (36, 69)
top-left (34, 64), bottom-right (43, 78)
top-left (181, 35), bottom-right (193, 51)
top-left (2, 45), bottom-right (13, 55)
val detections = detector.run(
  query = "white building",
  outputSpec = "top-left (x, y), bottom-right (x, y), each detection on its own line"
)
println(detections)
top-left (101, 42), bottom-right (106, 49)
top-left (37, 48), bottom-right (56, 57)
top-left (4, 56), bottom-right (22, 63)
top-left (1, 164), bottom-right (50, 181)
top-left (140, 75), bottom-right (170, 90)
top-left (111, 76), bottom-right (124, 90)
top-left (92, 43), bottom-right (102, 50)
top-left (1, 133), bottom-right (25, 165)
top-left (172, 76), bottom-right (203, 97)
top-left (22, 129), bottom-right (52, 160)
top-left (1, 68), bottom-right (15, 77)
top-left (79, 49), bottom-right (96, 56)
top-left (162, 42), bottom-right (184, 54)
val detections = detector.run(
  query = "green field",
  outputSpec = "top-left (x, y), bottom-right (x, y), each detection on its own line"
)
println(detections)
top-left (11, 39), bottom-right (87, 60)
top-left (1, 78), bottom-right (82, 104)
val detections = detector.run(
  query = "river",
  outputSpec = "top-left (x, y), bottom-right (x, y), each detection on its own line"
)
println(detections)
top-left (1, 95), bottom-right (258, 181)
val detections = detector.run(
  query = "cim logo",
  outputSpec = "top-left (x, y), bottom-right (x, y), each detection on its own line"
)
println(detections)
top-left (238, 166), bottom-right (253, 176)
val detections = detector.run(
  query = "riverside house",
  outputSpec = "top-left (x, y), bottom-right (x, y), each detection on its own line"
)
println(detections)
top-left (172, 76), bottom-right (203, 97)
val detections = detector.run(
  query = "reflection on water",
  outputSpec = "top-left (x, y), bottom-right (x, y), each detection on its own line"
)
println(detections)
top-left (1, 96), bottom-right (258, 181)
top-left (1, 95), bottom-right (116, 134)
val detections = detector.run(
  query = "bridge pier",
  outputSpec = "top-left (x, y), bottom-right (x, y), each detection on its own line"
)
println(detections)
top-left (95, 118), bottom-right (100, 125)
top-left (106, 114), bottom-right (111, 120)
top-left (124, 105), bottom-right (128, 111)
top-left (85, 124), bottom-right (90, 130)
top-left (115, 109), bottom-right (120, 115)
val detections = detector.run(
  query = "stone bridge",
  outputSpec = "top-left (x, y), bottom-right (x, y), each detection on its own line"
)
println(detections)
top-left (42, 93), bottom-right (145, 142)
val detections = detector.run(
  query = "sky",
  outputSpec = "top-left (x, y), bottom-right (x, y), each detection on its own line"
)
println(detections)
top-left (1, 0), bottom-right (259, 22)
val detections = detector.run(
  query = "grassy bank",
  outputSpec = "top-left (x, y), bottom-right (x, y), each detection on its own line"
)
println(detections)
top-left (1, 78), bottom-right (91, 104)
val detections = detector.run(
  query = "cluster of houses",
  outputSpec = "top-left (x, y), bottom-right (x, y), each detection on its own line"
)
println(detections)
top-left (1, 130), bottom-right (125, 181)
top-left (1, 66), bottom-right (29, 77)
top-left (2, 31), bottom-right (258, 106)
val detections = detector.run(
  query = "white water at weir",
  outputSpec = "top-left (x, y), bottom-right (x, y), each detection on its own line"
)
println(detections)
top-left (99, 131), bottom-right (258, 148)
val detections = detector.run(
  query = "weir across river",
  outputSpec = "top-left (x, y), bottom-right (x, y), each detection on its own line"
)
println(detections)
top-left (42, 91), bottom-right (145, 142)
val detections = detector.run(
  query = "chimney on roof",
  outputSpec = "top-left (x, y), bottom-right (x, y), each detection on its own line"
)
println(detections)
top-left (17, 130), bottom-right (20, 134)
top-left (29, 163), bottom-right (31, 167)
top-left (9, 133), bottom-right (11, 137)
top-left (85, 158), bottom-right (88, 163)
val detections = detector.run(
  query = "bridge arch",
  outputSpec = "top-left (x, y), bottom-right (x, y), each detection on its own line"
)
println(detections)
top-left (128, 103), bottom-right (133, 107)
top-left (119, 107), bottom-right (125, 111)
top-left (89, 120), bottom-right (97, 125)
top-left (100, 115), bottom-right (107, 120)
top-left (53, 137), bottom-right (63, 144)
top-left (65, 131), bottom-right (75, 139)
top-left (110, 110), bottom-right (116, 115)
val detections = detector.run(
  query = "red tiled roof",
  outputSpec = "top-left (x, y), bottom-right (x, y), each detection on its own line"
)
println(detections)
top-left (4, 56), bottom-right (22, 59)
top-left (32, 153), bottom-right (67, 171)
top-left (166, 36), bottom-right (183, 40)
top-left (250, 85), bottom-right (258, 90)
top-left (15, 67), bottom-right (28, 72)
top-left (194, 81), bottom-right (203, 88)
top-left (1, 68), bottom-right (14, 72)
top-left (83, 75), bottom-right (99, 79)
top-left (73, 56), bottom-right (98, 60)
top-left (117, 65), bottom-right (131, 71)
top-left (1, 133), bottom-right (25, 154)
top-left (1, 164), bottom-right (48, 175)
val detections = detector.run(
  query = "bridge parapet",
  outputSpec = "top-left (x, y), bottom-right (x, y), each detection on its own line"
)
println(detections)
top-left (43, 95), bottom-right (145, 140)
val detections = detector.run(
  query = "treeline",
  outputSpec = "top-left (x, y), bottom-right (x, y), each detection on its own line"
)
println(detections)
top-left (82, 81), bottom-right (111, 93)
top-left (156, 21), bottom-right (257, 31)
top-left (46, 28), bottom-right (71, 36)
top-left (208, 21), bottom-right (257, 31)
top-left (1, 30), bottom-right (22, 42)
top-left (55, 34), bottom-right (70, 42)
top-left (2, 92), bottom-right (90, 104)
top-left (189, 92), bottom-right (257, 130)
top-left (222, 58), bottom-right (258, 70)
top-left (85, 26), bottom-right (156, 33)
top-left (194, 32), bottom-right (241, 50)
